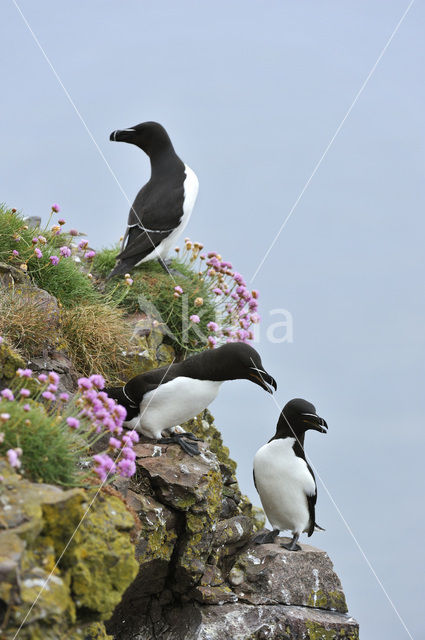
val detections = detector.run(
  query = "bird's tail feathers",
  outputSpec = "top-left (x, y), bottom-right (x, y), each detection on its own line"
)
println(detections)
top-left (106, 261), bottom-right (132, 280)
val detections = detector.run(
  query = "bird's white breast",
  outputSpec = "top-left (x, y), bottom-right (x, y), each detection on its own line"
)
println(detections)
top-left (253, 438), bottom-right (316, 534)
top-left (155, 164), bottom-right (199, 259)
top-left (136, 376), bottom-right (221, 438)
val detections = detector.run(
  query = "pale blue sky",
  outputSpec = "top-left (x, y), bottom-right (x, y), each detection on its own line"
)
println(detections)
top-left (1, 2), bottom-right (424, 638)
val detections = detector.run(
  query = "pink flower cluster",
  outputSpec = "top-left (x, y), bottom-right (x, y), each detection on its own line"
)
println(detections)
top-left (8, 205), bottom-right (95, 273)
top-left (0, 367), bottom-right (138, 483)
top-left (177, 240), bottom-right (261, 347)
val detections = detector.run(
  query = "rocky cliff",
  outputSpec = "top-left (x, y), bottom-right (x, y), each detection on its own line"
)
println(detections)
top-left (0, 245), bottom-right (359, 639)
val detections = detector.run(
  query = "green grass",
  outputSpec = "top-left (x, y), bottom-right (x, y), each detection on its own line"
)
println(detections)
top-left (0, 400), bottom-right (84, 486)
top-left (0, 205), bottom-right (99, 307)
top-left (93, 246), bottom-right (218, 352)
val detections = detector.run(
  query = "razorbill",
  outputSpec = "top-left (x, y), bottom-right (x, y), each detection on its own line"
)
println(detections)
top-left (108, 121), bottom-right (198, 278)
top-left (105, 343), bottom-right (277, 456)
top-left (253, 398), bottom-right (327, 551)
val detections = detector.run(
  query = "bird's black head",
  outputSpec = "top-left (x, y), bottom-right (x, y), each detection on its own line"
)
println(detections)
top-left (109, 121), bottom-right (173, 157)
top-left (208, 343), bottom-right (277, 393)
top-left (276, 398), bottom-right (328, 439)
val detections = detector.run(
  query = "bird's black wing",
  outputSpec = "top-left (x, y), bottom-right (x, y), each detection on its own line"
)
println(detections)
top-left (109, 183), bottom-right (185, 276)
top-left (127, 181), bottom-right (184, 230)
top-left (124, 362), bottom-right (182, 403)
top-left (104, 386), bottom-right (141, 422)
top-left (117, 226), bottom-right (172, 261)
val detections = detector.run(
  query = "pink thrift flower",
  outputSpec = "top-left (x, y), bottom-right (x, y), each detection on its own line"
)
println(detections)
top-left (94, 466), bottom-right (107, 482)
top-left (121, 434), bottom-right (134, 447)
top-left (249, 299), bottom-right (258, 310)
top-left (0, 336), bottom-right (3, 344)
top-left (48, 371), bottom-right (60, 385)
top-left (49, 255), bottom-right (59, 266)
top-left (84, 250), bottom-right (96, 259)
top-left (66, 417), bottom-right (80, 429)
top-left (47, 384), bottom-right (58, 393)
top-left (93, 453), bottom-right (116, 475)
top-left (1, 389), bottom-right (14, 401)
top-left (212, 288), bottom-right (222, 296)
top-left (59, 246), bottom-right (71, 257)
top-left (32, 237), bottom-right (38, 244)
top-left (118, 458), bottom-right (136, 478)
top-left (252, 289), bottom-right (259, 299)
top-left (89, 374), bottom-right (105, 389)
top-left (20, 389), bottom-right (30, 398)
top-left (126, 430), bottom-right (139, 443)
top-left (34, 248), bottom-right (43, 259)
top-left (59, 393), bottom-right (69, 402)
top-left (207, 321), bottom-right (219, 332)
top-left (58, 218), bottom-right (66, 225)
top-left (23, 404), bottom-right (31, 412)
top-left (207, 336), bottom-right (217, 348)
top-left (122, 446), bottom-right (136, 461)
top-left (78, 377), bottom-right (92, 390)
top-left (78, 239), bottom-right (89, 249)
top-left (6, 449), bottom-right (21, 469)
top-left (69, 228), bottom-right (78, 236)
top-left (233, 272), bottom-right (245, 285)
top-left (109, 437), bottom-right (121, 450)
top-left (12, 250), bottom-right (19, 257)
top-left (0, 413), bottom-right (10, 422)
top-left (174, 285), bottom-right (183, 295)
top-left (51, 203), bottom-right (60, 212)
top-left (38, 235), bottom-right (47, 244)
top-left (190, 315), bottom-right (200, 324)
top-left (42, 391), bottom-right (55, 401)
top-left (16, 368), bottom-right (32, 378)
top-left (38, 373), bottom-right (48, 383)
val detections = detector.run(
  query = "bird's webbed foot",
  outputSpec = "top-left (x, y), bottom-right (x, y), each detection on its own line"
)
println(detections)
top-left (281, 533), bottom-right (301, 551)
top-left (159, 433), bottom-right (201, 456)
top-left (166, 426), bottom-right (203, 442)
top-left (253, 529), bottom-right (280, 545)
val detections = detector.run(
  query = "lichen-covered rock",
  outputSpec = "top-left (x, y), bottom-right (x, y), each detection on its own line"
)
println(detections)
top-left (186, 411), bottom-right (265, 531)
top-left (163, 602), bottom-right (359, 640)
top-left (68, 621), bottom-right (113, 639)
top-left (134, 441), bottom-right (223, 590)
top-left (0, 462), bottom-right (138, 638)
top-left (126, 315), bottom-right (176, 375)
top-left (229, 539), bottom-right (347, 613)
top-left (0, 339), bottom-right (26, 387)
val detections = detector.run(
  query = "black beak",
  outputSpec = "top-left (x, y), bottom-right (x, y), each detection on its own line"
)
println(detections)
top-left (301, 413), bottom-right (328, 434)
top-left (248, 367), bottom-right (277, 394)
top-left (109, 128), bottom-right (135, 142)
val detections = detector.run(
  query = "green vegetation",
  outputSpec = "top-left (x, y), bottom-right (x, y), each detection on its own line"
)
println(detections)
top-left (0, 204), bottom-right (99, 307)
top-left (94, 245), bottom-right (217, 352)
top-left (0, 399), bottom-right (83, 486)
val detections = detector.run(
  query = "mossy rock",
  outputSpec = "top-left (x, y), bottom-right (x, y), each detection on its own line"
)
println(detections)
top-left (42, 490), bottom-right (138, 619)
top-left (0, 464), bottom-right (138, 637)
top-left (186, 411), bottom-right (236, 471)
top-left (68, 622), bottom-right (113, 639)
top-left (305, 620), bottom-right (360, 640)
top-left (0, 339), bottom-right (26, 384)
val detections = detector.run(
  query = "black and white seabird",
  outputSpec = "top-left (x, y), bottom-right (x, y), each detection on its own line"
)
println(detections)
top-left (108, 121), bottom-right (198, 278)
top-left (253, 398), bottom-right (327, 551)
top-left (105, 343), bottom-right (277, 456)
